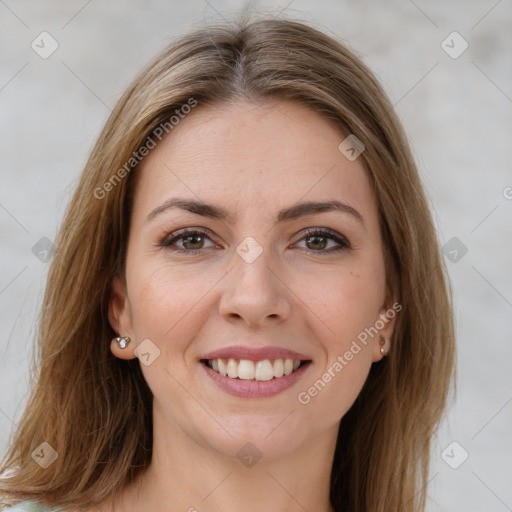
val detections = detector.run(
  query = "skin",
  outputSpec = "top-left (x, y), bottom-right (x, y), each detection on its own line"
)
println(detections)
top-left (99, 99), bottom-right (396, 512)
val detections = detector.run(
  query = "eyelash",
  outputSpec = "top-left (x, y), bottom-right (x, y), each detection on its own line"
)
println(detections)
top-left (159, 227), bottom-right (351, 256)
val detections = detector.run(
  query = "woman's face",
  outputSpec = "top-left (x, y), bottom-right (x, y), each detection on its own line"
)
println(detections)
top-left (110, 99), bottom-right (396, 460)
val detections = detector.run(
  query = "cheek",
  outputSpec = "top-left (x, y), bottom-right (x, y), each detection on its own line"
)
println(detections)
top-left (126, 261), bottom-right (211, 349)
top-left (296, 269), bottom-right (378, 418)
top-left (295, 257), bottom-right (385, 343)
top-left (306, 352), bottom-right (372, 423)
top-left (292, 257), bottom-right (383, 408)
top-left (125, 262), bottom-right (215, 399)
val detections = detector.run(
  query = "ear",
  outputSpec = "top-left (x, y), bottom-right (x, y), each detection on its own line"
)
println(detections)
top-left (108, 275), bottom-right (136, 360)
top-left (371, 286), bottom-right (401, 362)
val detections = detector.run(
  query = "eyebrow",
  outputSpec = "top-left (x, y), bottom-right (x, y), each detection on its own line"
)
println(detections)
top-left (146, 197), bottom-right (365, 226)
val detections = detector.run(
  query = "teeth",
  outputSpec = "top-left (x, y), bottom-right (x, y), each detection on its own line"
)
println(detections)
top-left (238, 359), bottom-right (255, 380)
top-left (207, 358), bottom-right (304, 381)
top-left (226, 358), bottom-right (238, 378)
top-left (255, 360), bottom-right (274, 381)
top-left (273, 359), bottom-right (284, 378)
top-left (218, 358), bottom-right (227, 376)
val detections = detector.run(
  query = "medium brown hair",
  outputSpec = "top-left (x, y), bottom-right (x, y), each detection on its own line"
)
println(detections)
top-left (0, 14), bottom-right (455, 512)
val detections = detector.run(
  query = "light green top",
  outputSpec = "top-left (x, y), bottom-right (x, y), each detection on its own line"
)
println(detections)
top-left (0, 501), bottom-right (61, 511)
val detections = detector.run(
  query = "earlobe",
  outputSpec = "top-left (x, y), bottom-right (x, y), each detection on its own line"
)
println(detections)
top-left (109, 276), bottom-right (136, 360)
top-left (110, 336), bottom-right (136, 360)
top-left (379, 334), bottom-right (389, 357)
top-left (373, 293), bottom-right (400, 361)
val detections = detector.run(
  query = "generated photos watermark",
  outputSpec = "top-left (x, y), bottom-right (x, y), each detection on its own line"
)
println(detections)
top-left (297, 301), bottom-right (402, 405)
top-left (94, 97), bottom-right (197, 200)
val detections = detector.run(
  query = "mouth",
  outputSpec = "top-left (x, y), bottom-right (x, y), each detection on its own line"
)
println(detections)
top-left (199, 346), bottom-right (312, 398)
top-left (201, 357), bottom-right (310, 381)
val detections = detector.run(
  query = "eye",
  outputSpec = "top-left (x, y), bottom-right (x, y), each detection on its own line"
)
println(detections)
top-left (159, 227), bottom-right (351, 256)
top-left (160, 228), bottom-right (218, 254)
top-left (292, 228), bottom-right (351, 255)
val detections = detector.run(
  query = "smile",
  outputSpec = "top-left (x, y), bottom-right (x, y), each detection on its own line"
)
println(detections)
top-left (202, 358), bottom-right (308, 381)
top-left (199, 345), bottom-right (312, 398)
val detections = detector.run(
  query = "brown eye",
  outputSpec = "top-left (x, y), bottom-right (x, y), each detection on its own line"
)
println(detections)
top-left (161, 229), bottom-right (217, 253)
top-left (305, 234), bottom-right (328, 251)
top-left (180, 233), bottom-right (206, 250)
top-left (294, 228), bottom-right (350, 255)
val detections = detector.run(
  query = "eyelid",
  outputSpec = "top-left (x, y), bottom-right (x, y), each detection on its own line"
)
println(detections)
top-left (160, 227), bottom-right (217, 249)
top-left (290, 228), bottom-right (351, 256)
top-left (160, 226), bottom-right (351, 255)
top-left (292, 227), bottom-right (350, 246)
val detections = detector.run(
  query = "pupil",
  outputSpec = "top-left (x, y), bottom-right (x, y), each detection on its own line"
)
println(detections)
top-left (184, 234), bottom-right (203, 249)
top-left (307, 235), bottom-right (326, 250)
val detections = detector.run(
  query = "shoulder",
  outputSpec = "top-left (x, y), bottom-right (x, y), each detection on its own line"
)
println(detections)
top-left (0, 501), bottom-right (61, 511)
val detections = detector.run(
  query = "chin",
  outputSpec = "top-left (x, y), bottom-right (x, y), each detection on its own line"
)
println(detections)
top-left (192, 408), bottom-right (322, 463)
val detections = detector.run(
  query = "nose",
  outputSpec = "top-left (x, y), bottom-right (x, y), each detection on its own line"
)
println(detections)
top-left (218, 243), bottom-right (292, 327)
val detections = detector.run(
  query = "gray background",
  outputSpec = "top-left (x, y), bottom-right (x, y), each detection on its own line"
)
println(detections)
top-left (1, 1), bottom-right (511, 510)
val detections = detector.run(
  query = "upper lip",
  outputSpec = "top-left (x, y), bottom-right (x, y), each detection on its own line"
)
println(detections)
top-left (201, 345), bottom-right (311, 361)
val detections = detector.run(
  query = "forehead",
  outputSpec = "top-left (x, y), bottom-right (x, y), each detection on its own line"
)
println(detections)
top-left (133, 99), bottom-right (377, 224)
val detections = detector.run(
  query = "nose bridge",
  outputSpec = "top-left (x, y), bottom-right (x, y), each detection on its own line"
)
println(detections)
top-left (218, 235), bottom-right (291, 324)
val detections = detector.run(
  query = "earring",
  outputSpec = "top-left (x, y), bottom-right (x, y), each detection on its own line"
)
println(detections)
top-left (114, 336), bottom-right (131, 349)
top-left (379, 334), bottom-right (388, 357)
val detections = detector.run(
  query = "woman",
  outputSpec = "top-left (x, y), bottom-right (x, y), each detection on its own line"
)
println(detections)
top-left (0, 15), bottom-right (455, 512)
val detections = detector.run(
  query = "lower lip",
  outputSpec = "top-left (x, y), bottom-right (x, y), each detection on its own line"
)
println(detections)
top-left (200, 361), bottom-right (312, 398)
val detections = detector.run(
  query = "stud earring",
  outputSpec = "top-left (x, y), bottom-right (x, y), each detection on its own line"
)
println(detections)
top-left (379, 334), bottom-right (389, 357)
top-left (114, 336), bottom-right (131, 349)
